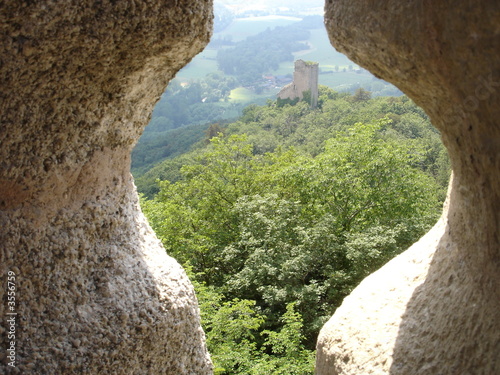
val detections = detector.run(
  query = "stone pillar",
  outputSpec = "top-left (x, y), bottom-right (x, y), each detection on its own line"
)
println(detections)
top-left (0, 1), bottom-right (213, 373)
top-left (317, 1), bottom-right (500, 374)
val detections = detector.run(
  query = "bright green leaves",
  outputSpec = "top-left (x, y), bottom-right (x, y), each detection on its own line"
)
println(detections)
top-left (223, 193), bottom-right (342, 338)
top-left (192, 271), bottom-right (314, 375)
top-left (258, 302), bottom-right (315, 375)
top-left (142, 118), bottom-right (444, 374)
top-left (206, 298), bottom-right (264, 374)
top-left (263, 302), bottom-right (308, 357)
top-left (178, 135), bottom-right (264, 213)
top-left (310, 120), bottom-right (440, 232)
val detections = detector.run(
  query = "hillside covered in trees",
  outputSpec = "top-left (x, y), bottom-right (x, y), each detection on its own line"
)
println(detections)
top-left (135, 87), bottom-right (450, 374)
top-left (131, 14), bottom-right (403, 177)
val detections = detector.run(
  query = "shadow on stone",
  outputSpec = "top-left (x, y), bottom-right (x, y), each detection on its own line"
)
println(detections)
top-left (0, 1), bottom-right (214, 373)
top-left (390, 190), bottom-right (500, 374)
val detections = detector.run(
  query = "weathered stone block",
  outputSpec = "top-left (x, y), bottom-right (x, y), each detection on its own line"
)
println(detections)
top-left (317, 1), bottom-right (500, 373)
top-left (0, 1), bottom-right (213, 373)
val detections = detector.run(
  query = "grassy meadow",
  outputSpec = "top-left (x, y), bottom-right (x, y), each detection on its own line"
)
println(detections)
top-left (175, 49), bottom-right (219, 80)
top-left (229, 87), bottom-right (280, 103)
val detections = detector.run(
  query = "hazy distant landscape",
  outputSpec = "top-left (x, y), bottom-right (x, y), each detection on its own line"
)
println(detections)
top-left (217, 0), bottom-right (324, 17)
top-left (177, 11), bottom-right (399, 97)
top-left (132, 1), bottom-right (401, 177)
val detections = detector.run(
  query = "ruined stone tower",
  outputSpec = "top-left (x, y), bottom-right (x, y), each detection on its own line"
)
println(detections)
top-left (278, 59), bottom-right (319, 107)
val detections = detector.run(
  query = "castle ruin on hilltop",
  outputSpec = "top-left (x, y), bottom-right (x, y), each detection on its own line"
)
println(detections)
top-left (278, 59), bottom-right (319, 108)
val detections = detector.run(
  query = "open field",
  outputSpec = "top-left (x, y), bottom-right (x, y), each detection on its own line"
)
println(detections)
top-left (229, 87), bottom-right (259, 102)
top-left (269, 27), bottom-right (358, 76)
top-left (229, 87), bottom-right (280, 103)
top-left (320, 71), bottom-right (376, 90)
top-left (294, 29), bottom-right (353, 68)
top-left (176, 16), bottom-right (301, 79)
top-left (175, 49), bottom-right (219, 80)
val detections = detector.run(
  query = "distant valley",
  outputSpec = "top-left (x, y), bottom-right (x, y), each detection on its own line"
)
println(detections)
top-left (132, 4), bottom-right (401, 180)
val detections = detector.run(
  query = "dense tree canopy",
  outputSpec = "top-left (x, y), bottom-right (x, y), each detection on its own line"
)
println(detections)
top-left (135, 88), bottom-right (450, 198)
top-left (138, 89), bottom-right (449, 374)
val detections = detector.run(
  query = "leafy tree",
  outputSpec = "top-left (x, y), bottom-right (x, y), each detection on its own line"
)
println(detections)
top-left (132, 122), bottom-right (210, 180)
top-left (139, 92), bottom-right (450, 372)
top-left (205, 123), bottom-right (225, 143)
top-left (206, 298), bottom-right (264, 374)
top-left (258, 303), bottom-right (315, 375)
top-left (143, 119), bottom-right (442, 352)
top-left (352, 87), bottom-right (372, 102)
top-left (190, 267), bottom-right (314, 375)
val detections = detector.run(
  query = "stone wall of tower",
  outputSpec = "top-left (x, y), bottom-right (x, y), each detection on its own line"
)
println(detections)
top-left (278, 60), bottom-right (319, 107)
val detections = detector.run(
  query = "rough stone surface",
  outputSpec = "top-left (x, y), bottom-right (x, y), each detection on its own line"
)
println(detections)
top-left (0, 1), bottom-right (213, 374)
top-left (317, 1), bottom-right (500, 374)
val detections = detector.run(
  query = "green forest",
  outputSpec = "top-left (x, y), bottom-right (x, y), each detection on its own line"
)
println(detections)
top-left (135, 87), bottom-right (450, 374)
